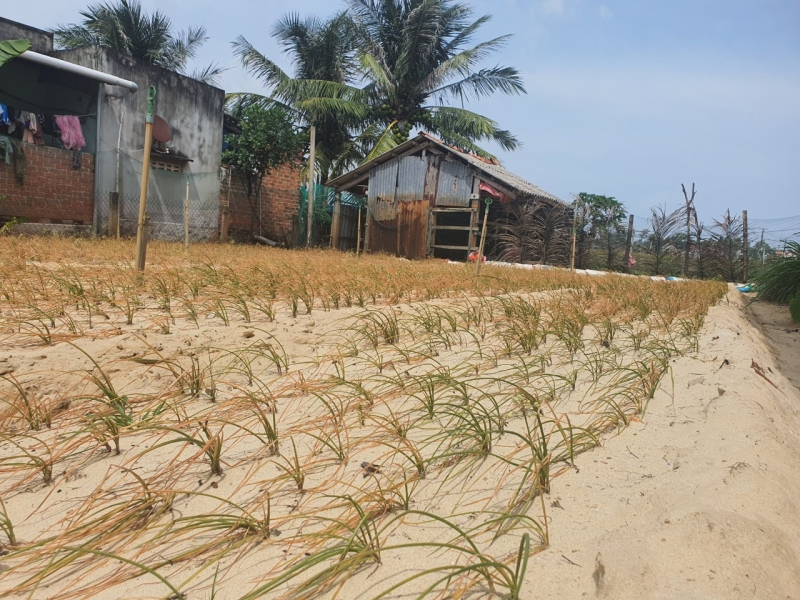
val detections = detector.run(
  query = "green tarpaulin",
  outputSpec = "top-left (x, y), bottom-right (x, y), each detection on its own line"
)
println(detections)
top-left (0, 39), bottom-right (31, 67)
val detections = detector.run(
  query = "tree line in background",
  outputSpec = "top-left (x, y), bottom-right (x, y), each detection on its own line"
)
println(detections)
top-left (492, 187), bottom-right (792, 283)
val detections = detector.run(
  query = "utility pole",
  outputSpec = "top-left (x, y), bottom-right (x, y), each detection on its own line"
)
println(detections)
top-left (306, 125), bottom-right (316, 247)
top-left (134, 86), bottom-right (156, 271)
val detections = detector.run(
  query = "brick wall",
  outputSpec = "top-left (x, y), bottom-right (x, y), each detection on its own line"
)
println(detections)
top-left (221, 162), bottom-right (301, 245)
top-left (0, 143), bottom-right (95, 225)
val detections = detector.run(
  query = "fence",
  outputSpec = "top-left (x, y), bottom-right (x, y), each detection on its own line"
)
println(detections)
top-left (298, 184), bottom-right (365, 248)
top-left (95, 150), bottom-right (220, 243)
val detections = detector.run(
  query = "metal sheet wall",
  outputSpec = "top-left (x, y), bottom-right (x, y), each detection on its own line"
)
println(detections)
top-left (395, 156), bottom-right (428, 202)
top-left (364, 154), bottom-right (473, 258)
top-left (435, 159), bottom-right (473, 207)
top-left (367, 161), bottom-right (398, 220)
top-left (336, 204), bottom-right (362, 251)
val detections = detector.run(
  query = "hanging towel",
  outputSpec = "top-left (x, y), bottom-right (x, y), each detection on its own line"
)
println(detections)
top-left (0, 104), bottom-right (10, 125)
top-left (53, 115), bottom-right (85, 150)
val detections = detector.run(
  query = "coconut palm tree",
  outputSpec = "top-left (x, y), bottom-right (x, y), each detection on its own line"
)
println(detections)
top-left (232, 12), bottom-right (359, 180)
top-left (233, 0), bottom-right (525, 175)
top-left (52, 0), bottom-right (224, 85)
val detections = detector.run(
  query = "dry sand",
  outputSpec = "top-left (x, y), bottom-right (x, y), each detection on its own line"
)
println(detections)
top-left (520, 290), bottom-right (800, 599)
top-left (1, 285), bottom-right (798, 599)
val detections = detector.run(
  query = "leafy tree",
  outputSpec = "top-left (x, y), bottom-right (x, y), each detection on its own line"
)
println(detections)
top-left (233, 0), bottom-right (525, 172)
top-left (222, 104), bottom-right (306, 237)
top-left (53, 0), bottom-right (224, 85)
top-left (576, 193), bottom-right (627, 269)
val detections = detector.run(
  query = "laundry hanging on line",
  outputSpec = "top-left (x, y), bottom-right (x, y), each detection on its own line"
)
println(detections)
top-left (53, 115), bottom-right (85, 150)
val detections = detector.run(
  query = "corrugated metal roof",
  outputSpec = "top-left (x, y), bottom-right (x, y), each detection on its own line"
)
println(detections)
top-left (326, 133), bottom-right (564, 205)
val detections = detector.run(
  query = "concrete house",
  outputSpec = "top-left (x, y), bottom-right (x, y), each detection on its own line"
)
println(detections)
top-left (326, 133), bottom-right (564, 260)
top-left (0, 17), bottom-right (224, 240)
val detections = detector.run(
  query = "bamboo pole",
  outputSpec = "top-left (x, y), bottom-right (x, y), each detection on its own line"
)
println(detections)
top-left (475, 198), bottom-right (491, 276)
top-left (134, 87), bottom-right (156, 271)
top-left (184, 175), bottom-right (190, 249)
top-left (306, 126), bottom-right (316, 247)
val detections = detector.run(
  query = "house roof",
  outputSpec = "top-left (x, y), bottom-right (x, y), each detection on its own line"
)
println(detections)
top-left (326, 132), bottom-right (564, 204)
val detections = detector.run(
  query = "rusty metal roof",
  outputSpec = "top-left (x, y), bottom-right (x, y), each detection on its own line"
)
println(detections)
top-left (326, 132), bottom-right (564, 204)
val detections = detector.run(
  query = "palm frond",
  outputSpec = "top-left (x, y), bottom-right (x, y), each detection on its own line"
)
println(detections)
top-left (362, 121), bottom-right (399, 162)
top-left (430, 66), bottom-right (526, 101)
top-left (427, 106), bottom-right (520, 151)
top-left (358, 52), bottom-right (395, 91)
top-left (190, 63), bottom-right (227, 87)
top-left (419, 35), bottom-right (513, 94)
top-left (232, 35), bottom-right (294, 96)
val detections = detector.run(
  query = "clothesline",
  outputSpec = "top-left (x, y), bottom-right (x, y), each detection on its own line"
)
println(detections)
top-left (0, 90), bottom-right (96, 117)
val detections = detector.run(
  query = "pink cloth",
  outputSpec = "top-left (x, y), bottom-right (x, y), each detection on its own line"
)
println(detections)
top-left (54, 115), bottom-right (86, 150)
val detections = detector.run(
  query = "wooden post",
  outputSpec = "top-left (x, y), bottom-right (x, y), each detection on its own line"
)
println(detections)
top-left (356, 204), bottom-right (363, 257)
top-left (475, 198), bottom-right (491, 276)
top-left (134, 87), bottom-right (156, 271)
top-left (220, 207), bottom-right (229, 244)
top-left (742, 209), bottom-right (749, 282)
top-left (220, 167), bottom-right (231, 243)
top-left (331, 192), bottom-right (341, 249)
top-left (570, 198), bottom-right (579, 271)
top-left (681, 183), bottom-right (696, 277)
top-left (141, 214), bottom-right (150, 266)
top-left (623, 213), bottom-right (634, 273)
top-left (306, 125), bottom-right (316, 247)
top-left (108, 191), bottom-right (120, 239)
top-left (184, 175), bottom-right (190, 249)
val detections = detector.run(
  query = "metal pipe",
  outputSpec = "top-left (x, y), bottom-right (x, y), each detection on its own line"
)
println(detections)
top-left (92, 83), bottom-right (102, 235)
top-left (19, 51), bottom-right (138, 91)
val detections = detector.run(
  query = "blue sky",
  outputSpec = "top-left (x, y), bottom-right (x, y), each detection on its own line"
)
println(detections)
top-left (8, 0), bottom-right (800, 223)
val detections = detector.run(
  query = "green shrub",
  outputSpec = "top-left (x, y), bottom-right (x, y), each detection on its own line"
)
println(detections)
top-left (753, 241), bottom-right (800, 304)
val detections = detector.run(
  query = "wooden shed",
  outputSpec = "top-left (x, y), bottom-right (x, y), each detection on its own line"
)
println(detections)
top-left (326, 133), bottom-right (564, 260)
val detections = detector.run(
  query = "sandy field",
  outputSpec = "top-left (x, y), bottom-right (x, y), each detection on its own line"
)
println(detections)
top-left (0, 238), bottom-right (798, 600)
